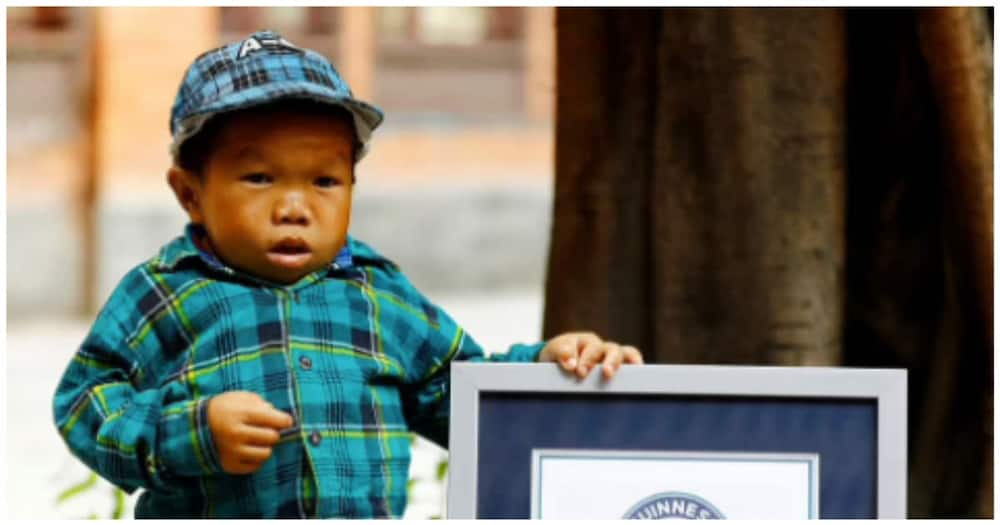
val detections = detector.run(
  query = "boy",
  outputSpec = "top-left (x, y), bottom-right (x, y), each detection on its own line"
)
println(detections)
top-left (53, 31), bottom-right (642, 518)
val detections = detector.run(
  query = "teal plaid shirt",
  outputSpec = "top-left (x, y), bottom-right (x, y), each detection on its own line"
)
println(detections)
top-left (52, 225), bottom-right (544, 518)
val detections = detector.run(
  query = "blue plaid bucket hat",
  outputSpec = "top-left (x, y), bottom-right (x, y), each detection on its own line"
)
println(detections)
top-left (170, 30), bottom-right (384, 162)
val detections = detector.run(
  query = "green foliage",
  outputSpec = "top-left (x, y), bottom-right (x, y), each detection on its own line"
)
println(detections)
top-left (405, 447), bottom-right (450, 519)
top-left (436, 459), bottom-right (448, 481)
top-left (56, 472), bottom-right (98, 504)
top-left (112, 485), bottom-right (127, 519)
top-left (56, 470), bottom-right (127, 519)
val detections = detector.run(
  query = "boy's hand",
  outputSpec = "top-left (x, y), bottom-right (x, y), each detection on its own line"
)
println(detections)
top-left (537, 332), bottom-right (644, 379)
top-left (207, 391), bottom-right (295, 475)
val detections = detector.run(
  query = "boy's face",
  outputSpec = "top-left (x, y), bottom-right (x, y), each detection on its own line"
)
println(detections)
top-left (169, 107), bottom-right (355, 284)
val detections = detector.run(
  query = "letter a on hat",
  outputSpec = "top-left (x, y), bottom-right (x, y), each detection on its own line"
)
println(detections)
top-left (238, 37), bottom-right (263, 59)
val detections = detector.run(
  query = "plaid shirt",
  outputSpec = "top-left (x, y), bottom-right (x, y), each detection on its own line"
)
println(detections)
top-left (52, 225), bottom-right (544, 518)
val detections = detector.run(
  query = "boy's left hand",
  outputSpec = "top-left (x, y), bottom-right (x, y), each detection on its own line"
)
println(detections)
top-left (537, 332), bottom-right (644, 379)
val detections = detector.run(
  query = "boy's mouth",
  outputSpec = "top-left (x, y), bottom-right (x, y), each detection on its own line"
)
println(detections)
top-left (266, 238), bottom-right (313, 269)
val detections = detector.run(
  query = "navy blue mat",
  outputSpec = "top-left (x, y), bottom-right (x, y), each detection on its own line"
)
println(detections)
top-left (475, 393), bottom-right (877, 518)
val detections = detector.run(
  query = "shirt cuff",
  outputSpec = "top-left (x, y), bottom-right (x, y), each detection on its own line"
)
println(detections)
top-left (155, 397), bottom-right (222, 479)
top-left (509, 341), bottom-right (547, 362)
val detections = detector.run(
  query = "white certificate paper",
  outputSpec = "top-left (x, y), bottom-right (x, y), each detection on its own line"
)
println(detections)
top-left (530, 449), bottom-right (819, 519)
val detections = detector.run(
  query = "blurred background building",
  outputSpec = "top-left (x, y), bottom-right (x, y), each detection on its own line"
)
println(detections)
top-left (7, 6), bottom-right (554, 519)
top-left (8, 5), bottom-right (555, 316)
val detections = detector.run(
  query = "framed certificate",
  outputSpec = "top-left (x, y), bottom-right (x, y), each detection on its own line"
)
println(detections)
top-left (531, 449), bottom-right (819, 519)
top-left (447, 363), bottom-right (906, 519)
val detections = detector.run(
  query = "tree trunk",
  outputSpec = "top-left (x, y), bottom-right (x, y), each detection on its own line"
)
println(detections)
top-left (546, 7), bottom-right (846, 365)
top-left (915, 14), bottom-right (994, 513)
top-left (547, 6), bottom-right (992, 518)
top-left (842, 7), bottom-right (993, 518)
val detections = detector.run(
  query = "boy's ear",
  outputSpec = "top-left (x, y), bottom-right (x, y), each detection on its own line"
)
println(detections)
top-left (167, 166), bottom-right (205, 223)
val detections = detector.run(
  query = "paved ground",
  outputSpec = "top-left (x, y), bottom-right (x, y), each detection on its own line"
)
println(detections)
top-left (6, 290), bottom-right (544, 519)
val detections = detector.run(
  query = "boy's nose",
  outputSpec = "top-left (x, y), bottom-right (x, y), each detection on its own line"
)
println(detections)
top-left (273, 193), bottom-right (310, 225)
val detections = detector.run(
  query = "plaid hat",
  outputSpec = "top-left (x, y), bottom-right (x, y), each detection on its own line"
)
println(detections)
top-left (170, 30), bottom-right (384, 162)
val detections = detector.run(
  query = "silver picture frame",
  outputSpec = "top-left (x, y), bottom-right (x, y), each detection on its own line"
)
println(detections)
top-left (447, 363), bottom-right (906, 519)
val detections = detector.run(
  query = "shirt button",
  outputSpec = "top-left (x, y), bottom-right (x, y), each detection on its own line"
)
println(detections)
top-left (309, 431), bottom-right (322, 446)
top-left (300, 355), bottom-right (312, 370)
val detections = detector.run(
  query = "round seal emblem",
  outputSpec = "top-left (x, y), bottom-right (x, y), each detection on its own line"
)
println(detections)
top-left (623, 491), bottom-right (726, 519)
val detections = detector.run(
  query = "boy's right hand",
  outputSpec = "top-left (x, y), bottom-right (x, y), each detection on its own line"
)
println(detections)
top-left (207, 391), bottom-right (295, 475)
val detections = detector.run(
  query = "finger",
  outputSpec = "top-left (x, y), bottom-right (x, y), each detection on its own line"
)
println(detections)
top-left (224, 458), bottom-right (260, 475)
top-left (240, 425), bottom-right (283, 447)
top-left (244, 406), bottom-right (295, 430)
top-left (601, 343), bottom-right (625, 379)
top-left (546, 338), bottom-right (579, 370)
top-left (230, 390), bottom-right (267, 404)
top-left (575, 332), bottom-right (602, 349)
top-left (236, 444), bottom-right (274, 464)
top-left (622, 345), bottom-right (644, 364)
top-left (576, 338), bottom-right (606, 378)
top-left (234, 458), bottom-right (266, 475)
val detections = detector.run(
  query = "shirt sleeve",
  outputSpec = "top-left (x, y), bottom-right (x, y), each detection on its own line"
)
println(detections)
top-left (52, 282), bottom-right (223, 493)
top-left (394, 277), bottom-right (546, 448)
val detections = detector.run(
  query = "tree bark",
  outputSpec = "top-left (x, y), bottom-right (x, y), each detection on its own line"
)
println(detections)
top-left (916, 9), bottom-right (993, 517)
top-left (917, 13), bottom-right (994, 516)
top-left (546, 7), bottom-right (846, 365)
top-left (842, 8), bottom-right (992, 517)
top-left (917, 8), bottom-right (993, 349)
top-left (547, 6), bottom-right (992, 518)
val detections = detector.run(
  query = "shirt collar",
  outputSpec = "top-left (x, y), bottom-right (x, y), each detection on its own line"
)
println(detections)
top-left (152, 223), bottom-right (394, 277)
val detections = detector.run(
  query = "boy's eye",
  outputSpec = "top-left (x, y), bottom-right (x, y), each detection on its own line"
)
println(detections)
top-left (314, 176), bottom-right (341, 188)
top-left (241, 173), bottom-right (272, 185)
